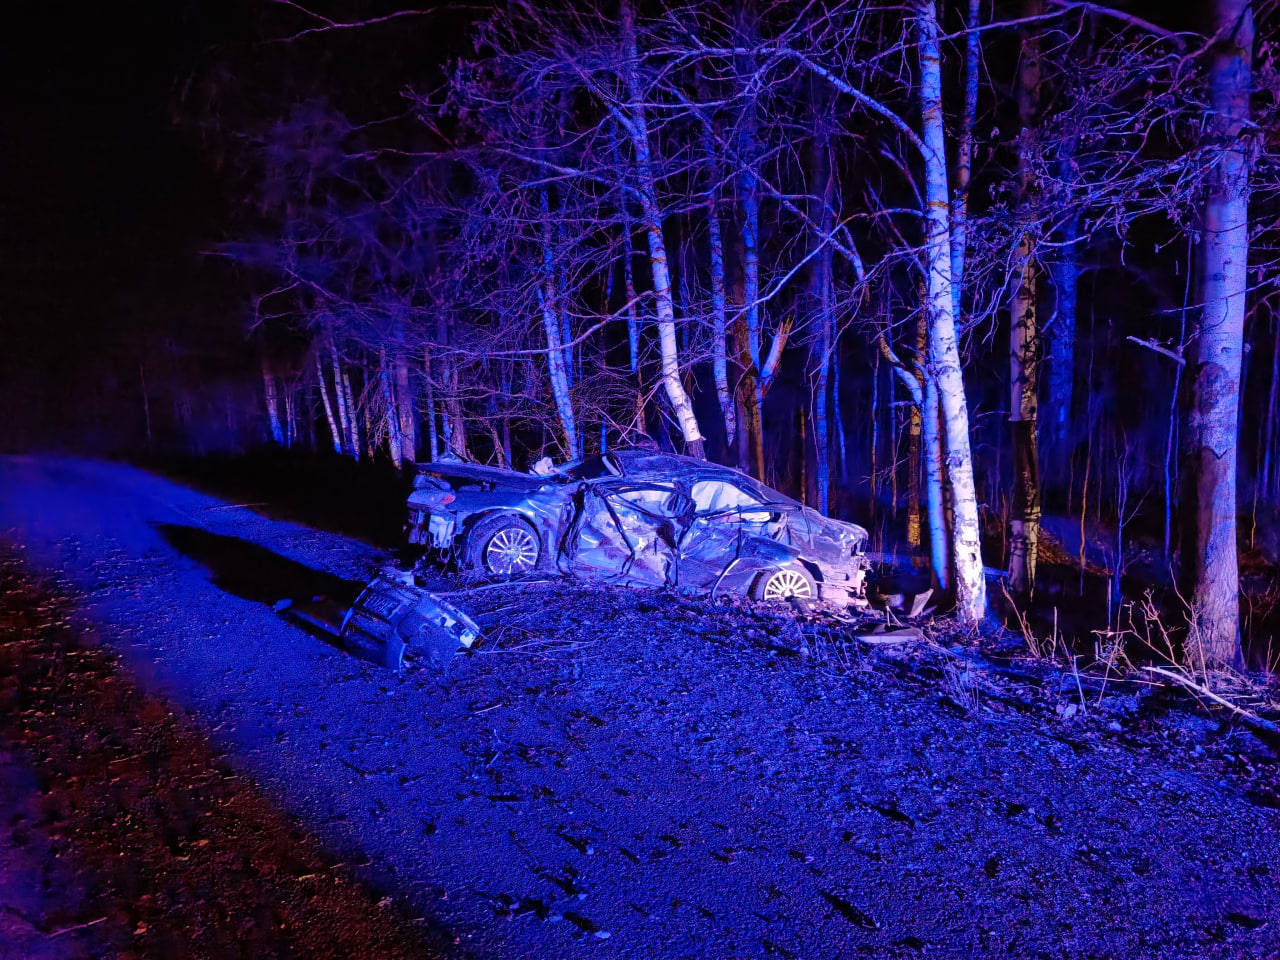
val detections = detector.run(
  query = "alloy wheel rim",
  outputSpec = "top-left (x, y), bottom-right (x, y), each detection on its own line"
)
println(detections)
top-left (763, 569), bottom-right (813, 600)
top-left (485, 527), bottom-right (538, 574)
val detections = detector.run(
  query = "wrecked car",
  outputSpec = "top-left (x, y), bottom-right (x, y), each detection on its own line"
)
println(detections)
top-left (407, 449), bottom-right (870, 608)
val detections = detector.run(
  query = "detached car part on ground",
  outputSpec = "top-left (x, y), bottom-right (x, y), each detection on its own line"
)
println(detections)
top-left (407, 449), bottom-right (871, 609)
top-left (280, 571), bottom-right (482, 671)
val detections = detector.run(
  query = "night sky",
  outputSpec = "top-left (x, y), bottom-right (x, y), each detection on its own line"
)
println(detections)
top-left (0, 2), bottom-right (231, 448)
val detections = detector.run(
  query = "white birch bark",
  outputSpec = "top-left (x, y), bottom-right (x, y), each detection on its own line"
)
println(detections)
top-left (342, 367), bottom-right (360, 461)
top-left (949, 0), bottom-right (981, 320)
top-left (620, 0), bottom-right (704, 456)
top-left (707, 187), bottom-right (734, 446)
top-left (1183, 0), bottom-right (1253, 666)
top-left (922, 365), bottom-right (949, 589)
top-left (916, 0), bottom-right (986, 621)
top-left (330, 339), bottom-right (355, 459)
top-left (314, 350), bottom-right (342, 454)
top-left (537, 187), bottom-right (579, 456)
top-left (536, 283), bottom-right (579, 456)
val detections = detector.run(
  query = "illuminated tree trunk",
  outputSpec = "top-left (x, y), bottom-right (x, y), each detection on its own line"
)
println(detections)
top-left (395, 351), bottom-right (416, 465)
top-left (1181, 0), bottom-right (1253, 668)
top-left (1008, 0), bottom-right (1042, 596)
top-left (341, 366), bottom-right (360, 461)
top-left (314, 350), bottom-right (342, 454)
top-left (1046, 142), bottom-right (1078, 472)
top-left (379, 349), bottom-right (403, 469)
top-left (1008, 244), bottom-right (1041, 594)
top-left (739, 87), bottom-right (764, 475)
top-left (916, 0), bottom-right (985, 621)
top-left (701, 119), bottom-right (735, 447)
top-left (329, 338), bottom-right (357, 460)
top-left (949, 0), bottom-right (980, 321)
top-left (262, 358), bottom-right (285, 446)
top-left (539, 187), bottom-right (579, 456)
top-left (620, 0), bottom-right (704, 457)
top-left (811, 117), bottom-right (835, 515)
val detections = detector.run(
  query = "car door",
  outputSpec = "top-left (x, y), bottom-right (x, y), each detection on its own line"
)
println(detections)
top-left (676, 478), bottom-right (786, 589)
top-left (560, 480), bottom-right (691, 586)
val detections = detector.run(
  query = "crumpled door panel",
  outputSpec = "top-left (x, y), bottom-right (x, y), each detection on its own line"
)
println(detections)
top-left (560, 482), bottom-right (689, 586)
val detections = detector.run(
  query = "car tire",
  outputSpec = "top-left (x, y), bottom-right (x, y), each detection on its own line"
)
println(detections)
top-left (467, 514), bottom-right (541, 577)
top-left (753, 564), bottom-right (818, 603)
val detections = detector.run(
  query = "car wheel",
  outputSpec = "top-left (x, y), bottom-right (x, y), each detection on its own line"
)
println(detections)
top-left (753, 565), bottom-right (817, 602)
top-left (468, 515), bottom-right (541, 576)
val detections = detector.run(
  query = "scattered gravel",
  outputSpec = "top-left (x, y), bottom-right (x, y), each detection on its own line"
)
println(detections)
top-left (1, 456), bottom-right (1278, 959)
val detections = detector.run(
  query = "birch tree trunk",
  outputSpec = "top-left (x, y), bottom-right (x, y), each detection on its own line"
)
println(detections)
top-left (620, 0), bottom-right (704, 457)
top-left (330, 339), bottom-right (355, 459)
top-left (262, 358), bottom-right (285, 446)
top-left (1181, 0), bottom-right (1253, 667)
top-left (811, 114), bottom-right (834, 515)
top-left (315, 350), bottom-right (343, 454)
top-left (916, 0), bottom-right (986, 621)
top-left (342, 367), bottom-right (361, 461)
top-left (700, 119), bottom-right (735, 446)
top-left (1008, 0), bottom-right (1042, 596)
top-left (949, 0), bottom-right (980, 320)
top-left (284, 386), bottom-right (296, 448)
top-left (539, 187), bottom-right (579, 455)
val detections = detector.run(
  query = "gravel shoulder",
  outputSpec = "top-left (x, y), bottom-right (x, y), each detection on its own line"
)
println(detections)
top-left (1, 455), bottom-right (1277, 960)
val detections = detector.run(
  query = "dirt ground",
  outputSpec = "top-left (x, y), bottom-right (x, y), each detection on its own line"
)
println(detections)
top-left (1, 455), bottom-right (1278, 959)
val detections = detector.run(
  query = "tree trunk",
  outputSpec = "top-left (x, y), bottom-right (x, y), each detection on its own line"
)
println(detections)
top-left (811, 108), bottom-right (834, 515)
top-left (1181, 0), bottom-right (1253, 668)
top-left (916, 0), bottom-right (986, 621)
top-left (262, 358), bottom-right (284, 445)
top-left (738, 84), bottom-right (765, 470)
top-left (396, 353), bottom-right (416, 465)
top-left (923, 366), bottom-right (949, 590)
top-left (733, 317), bottom-right (766, 479)
top-left (315, 350), bottom-right (342, 454)
top-left (423, 348), bottom-right (440, 462)
top-left (620, 0), bottom-right (704, 457)
top-left (1046, 139), bottom-right (1078, 473)
top-left (949, 0), bottom-right (980, 321)
top-left (613, 127), bottom-right (642, 377)
top-left (284, 386), bottom-right (296, 448)
top-left (379, 349), bottom-right (403, 469)
top-left (701, 119), bottom-right (735, 448)
top-left (342, 366), bottom-right (360, 461)
top-left (330, 339), bottom-right (356, 459)
top-left (1008, 0), bottom-right (1042, 596)
top-left (906, 315), bottom-right (923, 549)
top-left (539, 187), bottom-right (579, 456)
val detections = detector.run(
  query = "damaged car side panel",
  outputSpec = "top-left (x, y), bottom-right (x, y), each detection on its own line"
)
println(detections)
top-left (406, 452), bottom-right (870, 609)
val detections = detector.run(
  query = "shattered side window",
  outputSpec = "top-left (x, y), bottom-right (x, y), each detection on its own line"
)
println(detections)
top-left (612, 485), bottom-right (682, 516)
top-left (689, 480), bottom-right (762, 514)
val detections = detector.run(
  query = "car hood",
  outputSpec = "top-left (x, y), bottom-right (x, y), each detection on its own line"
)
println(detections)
top-left (790, 507), bottom-right (869, 551)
